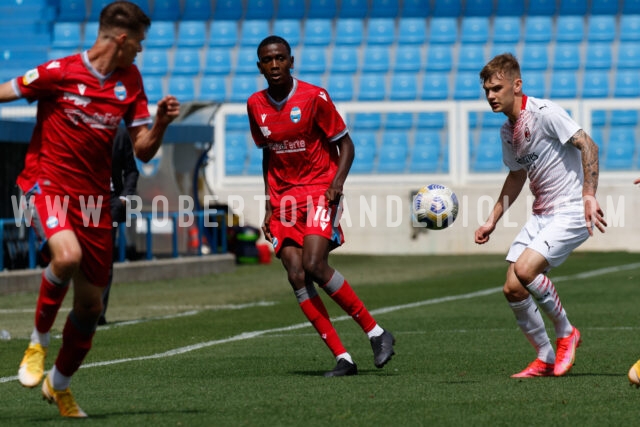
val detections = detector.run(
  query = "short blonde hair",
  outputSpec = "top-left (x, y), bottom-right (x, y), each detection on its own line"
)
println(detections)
top-left (479, 53), bottom-right (521, 84)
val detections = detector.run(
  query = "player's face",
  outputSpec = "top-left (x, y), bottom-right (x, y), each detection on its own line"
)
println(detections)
top-left (482, 73), bottom-right (520, 115)
top-left (117, 29), bottom-right (145, 67)
top-left (257, 43), bottom-right (294, 87)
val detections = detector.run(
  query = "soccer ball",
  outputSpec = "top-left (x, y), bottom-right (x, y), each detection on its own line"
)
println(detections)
top-left (412, 184), bottom-right (459, 230)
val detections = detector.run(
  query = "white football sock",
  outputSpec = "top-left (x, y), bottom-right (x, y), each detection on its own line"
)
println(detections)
top-left (50, 365), bottom-right (71, 391)
top-left (509, 296), bottom-right (555, 363)
top-left (367, 324), bottom-right (384, 339)
top-left (336, 352), bottom-right (354, 364)
top-left (526, 274), bottom-right (573, 338)
top-left (30, 328), bottom-right (50, 347)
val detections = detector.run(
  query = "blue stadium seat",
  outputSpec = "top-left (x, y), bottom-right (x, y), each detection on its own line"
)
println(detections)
top-left (140, 49), bottom-right (169, 76)
top-left (400, 0), bottom-right (431, 17)
top-left (553, 43), bottom-right (581, 70)
top-left (464, 0), bottom-right (494, 16)
top-left (229, 76), bottom-right (259, 103)
top-left (199, 75), bottom-right (227, 102)
top-left (142, 75), bottom-right (164, 104)
top-left (246, 148), bottom-right (264, 175)
top-left (203, 48), bottom-right (232, 75)
top-left (555, 16), bottom-right (585, 43)
top-left (326, 74), bottom-right (354, 101)
top-left (457, 44), bottom-right (486, 71)
top-left (397, 18), bottom-right (427, 45)
top-left (559, 0), bottom-right (587, 15)
top-left (590, 126), bottom-right (605, 152)
top-left (276, 0), bottom-right (307, 19)
top-left (591, 110), bottom-right (607, 127)
top-left (351, 143), bottom-right (376, 174)
top-left (581, 71), bottom-right (610, 98)
top-left (587, 15), bottom-right (616, 42)
top-left (225, 131), bottom-right (249, 158)
top-left (550, 72), bottom-right (578, 98)
top-left (522, 72), bottom-right (546, 98)
top-left (244, 0), bottom-right (274, 20)
top-left (151, 0), bottom-right (181, 21)
top-left (604, 128), bottom-right (635, 169)
top-left (366, 18), bottom-right (396, 45)
top-left (409, 144), bottom-right (441, 173)
top-left (182, 0), bottom-right (212, 20)
top-left (335, 18), bottom-right (364, 45)
top-left (623, 0), bottom-right (640, 13)
top-left (303, 19), bottom-right (333, 46)
top-left (394, 45), bottom-right (423, 72)
top-left (414, 130), bottom-right (443, 149)
top-left (472, 143), bottom-right (504, 172)
top-left (213, 0), bottom-right (243, 20)
top-left (610, 110), bottom-right (639, 126)
top-left (1, 47), bottom-right (48, 70)
top-left (240, 20), bottom-right (270, 47)
top-left (377, 145), bottom-right (408, 173)
top-left (273, 20), bottom-right (302, 47)
top-left (614, 70), bottom-right (640, 97)
top-left (420, 72), bottom-right (449, 100)
top-left (492, 16), bottom-right (521, 43)
top-left (57, 0), bottom-right (86, 21)
top-left (235, 47), bottom-right (259, 75)
top-left (330, 46), bottom-right (359, 74)
top-left (432, 0), bottom-right (462, 17)
top-left (298, 47), bottom-right (326, 74)
top-left (208, 21), bottom-right (238, 48)
top-left (88, 0), bottom-right (110, 21)
top-left (527, 0), bottom-right (556, 15)
top-left (362, 46), bottom-right (391, 73)
top-left (225, 146), bottom-right (247, 176)
top-left (524, 16), bottom-right (553, 43)
top-left (172, 48), bottom-right (201, 76)
top-left (426, 45), bottom-right (453, 72)
top-left (388, 73), bottom-right (418, 101)
top-left (357, 73), bottom-right (387, 101)
top-left (490, 43), bottom-right (518, 58)
top-left (585, 43), bottom-right (612, 70)
top-left (454, 72), bottom-right (482, 100)
top-left (495, 0), bottom-right (524, 16)
top-left (429, 17), bottom-right (458, 44)
top-left (521, 44), bottom-right (549, 71)
top-left (620, 15), bottom-right (640, 42)
top-left (591, 0), bottom-right (619, 14)
top-left (481, 111), bottom-right (506, 128)
top-left (385, 112), bottom-right (414, 129)
top-left (617, 42), bottom-right (640, 69)
top-left (296, 73), bottom-right (324, 87)
top-left (307, 0), bottom-right (337, 18)
top-left (351, 130), bottom-right (378, 149)
top-left (177, 21), bottom-right (207, 48)
top-left (168, 76), bottom-right (195, 102)
top-left (82, 22), bottom-right (99, 49)
top-left (369, 0), bottom-right (399, 17)
top-left (146, 21), bottom-right (176, 48)
top-left (460, 17), bottom-right (490, 44)
top-left (351, 113), bottom-right (383, 130)
top-left (226, 114), bottom-right (249, 130)
top-left (51, 22), bottom-right (82, 50)
top-left (416, 112), bottom-right (446, 129)
top-left (338, 0), bottom-right (369, 18)
top-left (48, 48), bottom-right (77, 61)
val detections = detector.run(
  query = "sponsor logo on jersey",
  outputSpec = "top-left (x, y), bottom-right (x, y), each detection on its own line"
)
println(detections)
top-left (22, 68), bottom-right (39, 85)
top-left (63, 92), bottom-right (91, 107)
top-left (46, 216), bottom-right (59, 229)
top-left (516, 152), bottom-right (539, 166)
top-left (114, 81), bottom-right (127, 101)
top-left (290, 106), bottom-right (301, 123)
top-left (260, 126), bottom-right (271, 138)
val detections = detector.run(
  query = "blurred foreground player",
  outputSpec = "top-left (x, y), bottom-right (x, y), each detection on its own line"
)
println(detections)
top-left (0, 1), bottom-right (180, 417)
top-left (246, 36), bottom-right (395, 376)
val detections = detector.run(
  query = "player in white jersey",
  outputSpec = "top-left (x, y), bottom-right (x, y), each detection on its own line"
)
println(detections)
top-left (474, 54), bottom-right (607, 378)
top-left (628, 178), bottom-right (640, 386)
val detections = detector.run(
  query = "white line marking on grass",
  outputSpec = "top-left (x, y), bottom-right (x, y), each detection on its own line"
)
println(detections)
top-left (1, 262), bottom-right (639, 384)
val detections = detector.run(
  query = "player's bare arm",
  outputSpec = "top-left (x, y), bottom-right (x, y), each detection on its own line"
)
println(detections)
top-left (0, 81), bottom-right (20, 103)
top-left (261, 149), bottom-right (273, 242)
top-left (326, 134), bottom-right (355, 204)
top-left (568, 129), bottom-right (607, 234)
top-left (475, 169), bottom-right (527, 244)
top-left (634, 178), bottom-right (640, 185)
top-left (130, 95), bottom-right (180, 162)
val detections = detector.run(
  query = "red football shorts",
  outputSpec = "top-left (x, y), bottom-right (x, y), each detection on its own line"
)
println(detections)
top-left (269, 195), bottom-right (345, 257)
top-left (24, 181), bottom-right (112, 287)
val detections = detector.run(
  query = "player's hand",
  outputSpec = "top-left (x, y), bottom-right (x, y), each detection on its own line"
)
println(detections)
top-left (325, 186), bottom-right (343, 206)
top-left (156, 95), bottom-right (180, 125)
top-left (475, 222), bottom-right (495, 244)
top-left (261, 210), bottom-right (273, 243)
top-left (634, 178), bottom-right (640, 186)
top-left (584, 195), bottom-right (606, 235)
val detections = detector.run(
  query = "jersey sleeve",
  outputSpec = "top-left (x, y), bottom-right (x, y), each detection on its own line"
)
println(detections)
top-left (543, 104), bottom-right (581, 145)
top-left (127, 71), bottom-right (152, 127)
top-left (313, 89), bottom-right (347, 143)
top-left (247, 100), bottom-right (268, 148)
top-left (15, 63), bottom-right (61, 101)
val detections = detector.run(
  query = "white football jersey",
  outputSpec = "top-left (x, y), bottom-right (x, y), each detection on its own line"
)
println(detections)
top-left (499, 95), bottom-right (583, 214)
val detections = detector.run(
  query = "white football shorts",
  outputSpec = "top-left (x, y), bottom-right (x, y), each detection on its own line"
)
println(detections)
top-left (506, 210), bottom-right (590, 268)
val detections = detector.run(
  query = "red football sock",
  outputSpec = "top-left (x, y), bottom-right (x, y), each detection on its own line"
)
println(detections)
top-left (54, 314), bottom-right (95, 377)
top-left (327, 279), bottom-right (376, 334)
top-left (299, 295), bottom-right (347, 358)
top-left (34, 271), bottom-right (69, 334)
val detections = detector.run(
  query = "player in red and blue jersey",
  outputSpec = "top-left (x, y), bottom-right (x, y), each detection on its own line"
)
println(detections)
top-left (247, 36), bottom-right (395, 377)
top-left (0, 1), bottom-right (180, 417)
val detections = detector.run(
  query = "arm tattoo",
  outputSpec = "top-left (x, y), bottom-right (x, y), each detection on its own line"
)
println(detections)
top-left (569, 129), bottom-right (599, 194)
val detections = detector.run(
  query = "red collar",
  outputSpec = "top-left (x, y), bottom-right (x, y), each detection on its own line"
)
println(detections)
top-left (521, 94), bottom-right (528, 111)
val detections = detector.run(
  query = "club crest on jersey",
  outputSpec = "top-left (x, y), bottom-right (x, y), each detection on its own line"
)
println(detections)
top-left (46, 216), bottom-right (59, 229)
top-left (22, 68), bottom-right (39, 85)
top-left (290, 106), bottom-right (301, 123)
top-left (114, 82), bottom-right (127, 101)
top-left (524, 126), bottom-right (531, 142)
